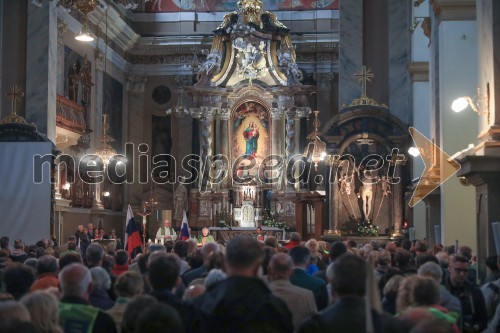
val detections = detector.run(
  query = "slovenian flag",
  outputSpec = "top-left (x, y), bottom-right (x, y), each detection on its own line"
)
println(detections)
top-left (180, 210), bottom-right (190, 241)
top-left (124, 204), bottom-right (142, 259)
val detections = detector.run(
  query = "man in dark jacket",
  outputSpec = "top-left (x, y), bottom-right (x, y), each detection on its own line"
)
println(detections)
top-left (445, 255), bottom-right (488, 332)
top-left (298, 254), bottom-right (401, 333)
top-left (193, 236), bottom-right (293, 333)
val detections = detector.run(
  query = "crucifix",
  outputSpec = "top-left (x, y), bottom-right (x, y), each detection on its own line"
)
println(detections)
top-left (6, 84), bottom-right (24, 116)
top-left (354, 66), bottom-right (374, 98)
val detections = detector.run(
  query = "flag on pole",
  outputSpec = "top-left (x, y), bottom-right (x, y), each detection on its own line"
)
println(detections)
top-left (180, 210), bottom-right (190, 240)
top-left (124, 204), bottom-right (142, 259)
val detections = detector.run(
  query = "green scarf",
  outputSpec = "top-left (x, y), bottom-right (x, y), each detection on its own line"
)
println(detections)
top-left (161, 226), bottom-right (174, 236)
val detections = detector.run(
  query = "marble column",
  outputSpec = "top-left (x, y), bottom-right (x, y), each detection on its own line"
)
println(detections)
top-left (125, 74), bottom-right (147, 205)
top-left (25, 1), bottom-right (58, 142)
top-left (285, 109), bottom-right (296, 191)
top-left (200, 107), bottom-right (215, 190)
top-left (339, 0), bottom-right (363, 109)
top-left (219, 108), bottom-right (230, 188)
top-left (270, 107), bottom-right (284, 189)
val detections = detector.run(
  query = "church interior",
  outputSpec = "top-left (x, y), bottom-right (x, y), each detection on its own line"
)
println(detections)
top-left (1, 0), bottom-right (500, 282)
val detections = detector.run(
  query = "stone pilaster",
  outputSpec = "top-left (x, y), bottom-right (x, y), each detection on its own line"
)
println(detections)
top-left (25, 1), bottom-right (58, 142)
top-left (56, 18), bottom-right (67, 96)
top-left (476, 0), bottom-right (500, 154)
top-left (200, 107), bottom-right (215, 190)
top-left (339, 0), bottom-right (363, 108)
top-left (125, 74), bottom-right (147, 206)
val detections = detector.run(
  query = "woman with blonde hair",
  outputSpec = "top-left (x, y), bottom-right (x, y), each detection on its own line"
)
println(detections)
top-left (21, 290), bottom-right (63, 333)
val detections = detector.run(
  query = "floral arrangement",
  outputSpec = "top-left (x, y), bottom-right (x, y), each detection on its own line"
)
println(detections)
top-left (262, 209), bottom-right (288, 230)
top-left (357, 220), bottom-right (379, 237)
top-left (341, 217), bottom-right (379, 236)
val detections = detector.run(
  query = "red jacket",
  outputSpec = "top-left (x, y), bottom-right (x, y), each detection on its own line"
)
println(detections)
top-left (284, 240), bottom-right (301, 250)
top-left (111, 264), bottom-right (129, 276)
top-left (30, 273), bottom-right (59, 292)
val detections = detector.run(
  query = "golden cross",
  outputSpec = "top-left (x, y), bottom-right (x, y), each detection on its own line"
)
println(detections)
top-left (354, 66), bottom-right (374, 98)
top-left (6, 84), bottom-right (24, 116)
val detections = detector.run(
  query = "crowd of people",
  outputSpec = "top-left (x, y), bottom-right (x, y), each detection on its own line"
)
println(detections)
top-left (0, 230), bottom-right (498, 333)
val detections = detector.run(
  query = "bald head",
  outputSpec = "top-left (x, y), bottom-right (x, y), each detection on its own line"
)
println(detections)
top-left (59, 263), bottom-right (92, 298)
top-left (269, 253), bottom-right (293, 280)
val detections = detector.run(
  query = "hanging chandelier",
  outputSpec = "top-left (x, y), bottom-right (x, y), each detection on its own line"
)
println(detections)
top-left (304, 110), bottom-right (326, 171)
top-left (95, 114), bottom-right (117, 166)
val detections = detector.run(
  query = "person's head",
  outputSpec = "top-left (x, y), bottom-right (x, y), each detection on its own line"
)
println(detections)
top-left (414, 240), bottom-right (428, 254)
top-left (20, 290), bottom-right (62, 333)
top-left (135, 303), bottom-right (184, 333)
top-left (416, 254), bottom-right (439, 268)
top-left (329, 241), bottom-right (347, 263)
top-left (4, 264), bottom-right (36, 300)
top-left (449, 255), bottom-right (469, 286)
top-left (67, 241), bottom-right (77, 252)
top-left (401, 239), bottom-right (412, 251)
top-left (385, 242), bottom-right (396, 254)
top-left (173, 241), bottom-right (188, 259)
top-left (204, 269), bottom-right (227, 288)
top-left (435, 251), bottom-right (449, 268)
top-left (383, 274), bottom-right (404, 298)
top-left (148, 253), bottom-right (180, 291)
top-left (37, 255), bottom-right (58, 276)
top-left (163, 220), bottom-right (171, 228)
top-left (395, 248), bottom-right (412, 268)
top-left (77, 225), bottom-right (83, 232)
top-left (289, 245), bottom-right (310, 268)
top-left (13, 239), bottom-right (24, 250)
top-left (58, 253), bottom-right (82, 271)
top-left (331, 254), bottom-right (366, 298)
top-left (305, 239), bottom-right (319, 253)
top-left (412, 276), bottom-right (440, 306)
top-left (225, 236), bottom-right (263, 277)
top-left (115, 250), bottom-right (129, 266)
top-left (87, 223), bottom-right (93, 231)
top-left (0, 301), bottom-right (30, 323)
top-left (377, 249), bottom-right (391, 267)
top-left (485, 255), bottom-right (499, 273)
top-left (268, 253), bottom-right (293, 281)
top-left (24, 258), bottom-right (38, 272)
top-left (86, 243), bottom-right (104, 267)
top-left (396, 275), bottom-right (419, 313)
top-left (202, 227), bottom-right (209, 237)
top-left (90, 266), bottom-right (111, 290)
top-left (457, 246), bottom-right (472, 261)
top-left (264, 236), bottom-right (278, 248)
top-left (289, 232), bottom-right (301, 242)
top-left (114, 271), bottom-right (144, 298)
top-left (147, 243), bottom-right (167, 254)
top-left (111, 229), bottom-right (116, 237)
top-left (186, 239), bottom-right (197, 257)
top-left (83, 228), bottom-right (88, 235)
top-left (59, 263), bottom-right (92, 299)
top-left (0, 236), bottom-right (10, 249)
top-left (256, 227), bottom-right (262, 234)
top-left (122, 295), bottom-right (158, 333)
top-left (201, 242), bottom-right (220, 259)
top-left (418, 261), bottom-right (443, 283)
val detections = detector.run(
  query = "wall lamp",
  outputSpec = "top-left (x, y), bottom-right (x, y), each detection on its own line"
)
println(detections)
top-left (451, 88), bottom-right (489, 122)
